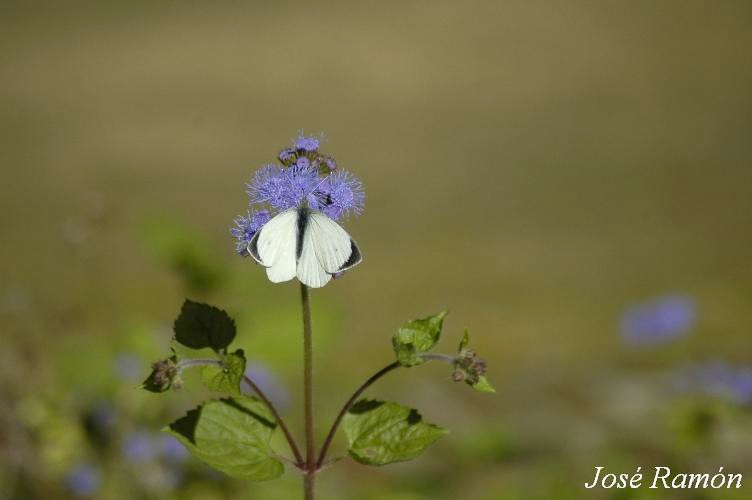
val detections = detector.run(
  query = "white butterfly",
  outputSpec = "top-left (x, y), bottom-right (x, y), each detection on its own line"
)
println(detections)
top-left (248, 207), bottom-right (362, 288)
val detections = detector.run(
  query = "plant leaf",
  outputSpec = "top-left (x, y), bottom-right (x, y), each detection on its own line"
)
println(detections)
top-left (343, 399), bottom-right (447, 466)
top-left (201, 349), bottom-right (246, 396)
top-left (472, 375), bottom-right (496, 393)
top-left (392, 311), bottom-right (447, 366)
top-left (165, 396), bottom-right (283, 481)
top-left (174, 299), bottom-right (236, 352)
top-left (458, 329), bottom-right (470, 351)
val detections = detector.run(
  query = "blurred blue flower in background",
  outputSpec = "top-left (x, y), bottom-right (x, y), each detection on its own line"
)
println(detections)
top-left (158, 434), bottom-right (189, 463)
top-left (243, 362), bottom-right (290, 410)
top-left (621, 294), bottom-right (696, 346)
top-left (121, 430), bottom-right (158, 464)
top-left (114, 353), bottom-right (143, 382)
top-left (66, 463), bottom-right (101, 497)
top-left (676, 361), bottom-right (752, 406)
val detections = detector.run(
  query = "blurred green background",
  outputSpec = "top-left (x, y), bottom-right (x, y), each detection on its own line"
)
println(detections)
top-left (2, 1), bottom-right (752, 499)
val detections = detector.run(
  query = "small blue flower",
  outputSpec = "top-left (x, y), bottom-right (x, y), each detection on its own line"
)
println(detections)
top-left (66, 464), bottom-right (101, 497)
top-left (246, 163), bottom-right (322, 212)
top-left (295, 133), bottom-right (321, 152)
top-left (319, 155), bottom-right (337, 172)
top-left (122, 430), bottom-right (157, 464)
top-left (231, 210), bottom-right (272, 256)
top-left (296, 156), bottom-right (310, 169)
top-left (278, 147), bottom-right (297, 166)
top-left (316, 170), bottom-right (365, 220)
top-left (246, 164), bottom-right (290, 209)
top-left (620, 294), bottom-right (696, 346)
top-left (288, 164), bottom-right (323, 208)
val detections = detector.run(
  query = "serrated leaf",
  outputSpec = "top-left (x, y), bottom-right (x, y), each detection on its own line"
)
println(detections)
top-left (174, 300), bottom-right (236, 352)
top-left (392, 311), bottom-right (447, 366)
top-left (343, 400), bottom-right (447, 466)
top-left (201, 349), bottom-right (246, 396)
top-left (472, 375), bottom-right (496, 393)
top-left (165, 396), bottom-right (283, 481)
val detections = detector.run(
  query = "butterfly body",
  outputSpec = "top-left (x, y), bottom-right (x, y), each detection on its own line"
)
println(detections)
top-left (248, 207), bottom-right (362, 288)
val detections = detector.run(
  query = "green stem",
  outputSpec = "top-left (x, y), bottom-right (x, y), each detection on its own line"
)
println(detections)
top-left (242, 374), bottom-right (304, 468)
top-left (316, 361), bottom-right (400, 469)
top-left (300, 283), bottom-right (315, 500)
top-left (316, 353), bottom-right (456, 468)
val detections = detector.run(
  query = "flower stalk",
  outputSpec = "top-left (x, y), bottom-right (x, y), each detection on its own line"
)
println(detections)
top-left (300, 283), bottom-right (316, 499)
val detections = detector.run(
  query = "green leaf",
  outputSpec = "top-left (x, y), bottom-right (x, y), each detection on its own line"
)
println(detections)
top-left (174, 299), bottom-right (236, 352)
top-left (343, 400), bottom-right (448, 466)
top-left (392, 311), bottom-right (447, 366)
top-left (472, 375), bottom-right (496, 393)
top-left (165, 396), bottom-right (283, 481)
top-left (201, 349), bottom-right (246, 396)
top-left (458, 329), bottom-right (470, 351)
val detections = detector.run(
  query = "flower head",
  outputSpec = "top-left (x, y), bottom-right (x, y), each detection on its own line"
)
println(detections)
top-left (296, 156), bottom-right (310, 169)
top-left (246, 164), bottom-right (291, 210)
top-left (278, 147), bottom-right (297, 166)
top-left (295, 133), bottom-right (321, 152)
top-left (314, 154), bottom-right (337, 173)
top-left (232, 132), bottom-right (365, 257)
top-left (315, 170), bottom-right (365, 220)
top-left (620, 294), bottom-right (696, 346)
top-left (230, 210), bottom-right (271, 256)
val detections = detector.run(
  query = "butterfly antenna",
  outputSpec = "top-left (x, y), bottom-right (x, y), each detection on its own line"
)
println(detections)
top-left (311, 173), bottom-right (331, 194)
top-left (306, 173), bottom-right (331, 207)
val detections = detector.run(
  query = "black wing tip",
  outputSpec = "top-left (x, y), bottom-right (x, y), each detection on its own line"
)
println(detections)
top-left (247, 230), bottom-right (266, 266)
top-left (336, 239), bottom-right (362, 273)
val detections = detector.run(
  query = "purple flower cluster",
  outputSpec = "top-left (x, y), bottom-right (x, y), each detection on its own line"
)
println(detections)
top-left (231, 132), bottom-right (364, 256)
top-left (620, 294), bottom-right (696, 346)
top-left (230, 210), bottom-right (271, 257)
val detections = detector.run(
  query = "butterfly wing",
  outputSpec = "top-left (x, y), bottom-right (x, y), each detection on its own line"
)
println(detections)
top-left (248, 208), bottom-right (298, 283)
top-left (296, 211), bottom-right (361, 288)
